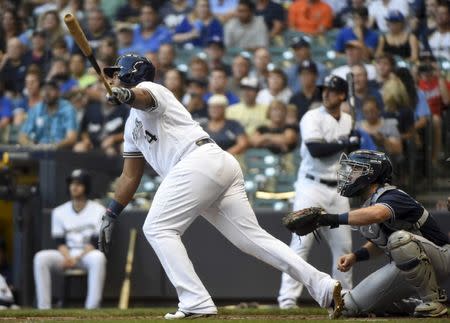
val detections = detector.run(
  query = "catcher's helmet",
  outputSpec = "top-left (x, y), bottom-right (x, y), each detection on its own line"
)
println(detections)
top-left (66, 169), bottom-right (91, 195)
top-left (104, 54), bottom-right (156, 86)
top-left (337, 150), bottom-right (392, 197)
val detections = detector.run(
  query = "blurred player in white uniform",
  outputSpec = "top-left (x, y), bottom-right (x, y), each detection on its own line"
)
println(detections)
top-left (98, 54), bottom-right (344, 320)
top-left (278, 75), bottom-right (359, 309)
top-left (33, 169), bottom-right (106, 309)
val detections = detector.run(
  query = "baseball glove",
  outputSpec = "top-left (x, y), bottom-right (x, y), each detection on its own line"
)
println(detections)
top-left (282, 207), bottom-right (327, 236)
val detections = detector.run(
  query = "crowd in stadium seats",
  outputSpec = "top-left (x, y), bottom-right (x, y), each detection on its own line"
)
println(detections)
top-left (0, 0), bottom-right (449, 176)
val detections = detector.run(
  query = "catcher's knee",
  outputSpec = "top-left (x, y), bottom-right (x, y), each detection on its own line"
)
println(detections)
top-left (342, 291), bottom-right (361, 316)
top-left (387, 230), bottom-right (427, 271)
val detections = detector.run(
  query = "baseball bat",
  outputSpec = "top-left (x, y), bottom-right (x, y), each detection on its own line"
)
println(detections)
top-left (346, 72), bottom-right (356, 129)
top-left (118, 228), bottom-right (137, 309)
top-left (63, 13), bottom-right (112, 95)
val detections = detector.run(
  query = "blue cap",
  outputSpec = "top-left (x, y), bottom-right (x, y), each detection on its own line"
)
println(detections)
top-left (207, 35), bottom-right (224, 48)
top-left (385, 10), bottom-right (405, 22)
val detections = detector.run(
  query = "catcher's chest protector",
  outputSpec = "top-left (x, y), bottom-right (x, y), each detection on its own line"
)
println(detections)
top-left (358, 185), bottom-right (429, 251)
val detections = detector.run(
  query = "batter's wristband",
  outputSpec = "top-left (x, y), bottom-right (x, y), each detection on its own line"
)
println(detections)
top-left (106, 200), bottom-right (125, 218)
top-left (353, 247), bottom-right (370, 262)
top-left (124, 88), bottom-right (135, 104)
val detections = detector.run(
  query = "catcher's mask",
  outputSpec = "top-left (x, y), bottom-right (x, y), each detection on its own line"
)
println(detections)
top-left (337, 150), bottom-right (392, 197)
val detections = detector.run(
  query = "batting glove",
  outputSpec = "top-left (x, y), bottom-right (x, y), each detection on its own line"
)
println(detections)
top-left (99, 213), bottom-right (116, 254)
top-left (106, 87), bottom-right (135, 105)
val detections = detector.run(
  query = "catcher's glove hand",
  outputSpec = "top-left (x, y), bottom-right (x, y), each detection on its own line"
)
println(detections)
top-left (282, 207), bottom-right (339, 236)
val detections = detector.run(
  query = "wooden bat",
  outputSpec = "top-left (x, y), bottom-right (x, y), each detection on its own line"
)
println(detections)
top-left (118, 228), bottom-right (137, 309)
top-left (346, 72), bottom-right (356, 130)
top-left (63, 13), bottom-right (112, 95)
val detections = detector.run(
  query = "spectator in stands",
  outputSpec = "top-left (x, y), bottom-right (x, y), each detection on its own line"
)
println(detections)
top-left (116, 24), bottom-right (135, 57)
top-left (47, 58), bottom-right (78, 96)
top-left (368, 0), bottom-right (410, 33)
top-left (29, 30), bottom-right (50, 72)
top-left (51, 37), bottom-right (71, 62)
top-left (131, 3), bottom-right (172, 55)
top-left (164, 68), bottom-right (186, 101)
top-left (349, 63), bottom-right (385, 122)
top-left (374, 52), bottom-right (395, 87)
top-left (288, 0), bottom-right (333, 35)
top-left (224, 0), bottom-right (269, 50)
top-left (33, 169), bottom-right (106, 309)
top-left (334, 0), bottom-right (367, 27)
top-left (204, 94), bottom-right (249, 155)
top-left (79, 9), bottom-right (115, 55)
top-left (0, 8), bottom-right (23, 54)
top-left (70, 54), bottom-right (96, 89)
top-left (205, 36), bottom-right (231, 75)
top-left (428, 1), bottom-right (450, 60)
top-left (188, 55), bottom-right (209, 80)
top-left (228, 53), bottom-right (251, 93)
top-left (335, 7), bottom-right (379, 60)
top-left (173, 0), bottom-right (223, 48)
top-left (332, 40), bottom-right (377, 81)
top-left (417, 58), bottom-right (449, 164)
top-left (116, 0), bottom-right (142, 23)
top-left (227, 76), bottom-right (268, 135)
top-left (250, 100), bottom-right (298, 154)
top-left (210, 0), bottom-right (239, 24)
top-left (288, 60), bottom-right (322, 124)
top-left (156, 44), bottom-right (177, 84)
top-left (286, 36), bottom-right (327, 93)
top-left (0, 81), bottom-right (12, 143)
top-left (205, 67), bottom-right (239, 105)
top-left (256, 68), bottom-right (292, 105)
top-left (381, 74), bottom-right (415, 140)
top-left (183, 77), bottom-right (209, 124)
top-left (357, 96), bottom-right (403, 156)
top-left (19, 79), bottom-right (77, 149)
top-left (424, 0), bottom-right (439, 38)
top-left (0, 38), bottom-right (30, 95)
top-left (73, 97), bottom-right (129, 156)
top-left (375, 10), bottom-right (419, 62)
top-left (160, 0), bottom-right (193, 32)
top-left (36, 10), bottom-right (71, 49)
top-left (249, 47), bottom-right (271, 89)
top-left (255, 0), bottom-right (285, 41)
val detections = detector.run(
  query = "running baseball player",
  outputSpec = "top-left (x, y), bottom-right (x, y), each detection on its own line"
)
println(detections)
top-left (99, 53), bottom-right (344, 320)
top-left (33, 169), bottom-right (106, 309)
top-left (278, 75), bottom-right (357, 309)
top-left (288, 150), bottom-right (450, 317)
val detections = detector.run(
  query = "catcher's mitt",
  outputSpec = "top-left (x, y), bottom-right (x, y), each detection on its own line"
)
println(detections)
top-left (282, 207), bottom-right (327, 236)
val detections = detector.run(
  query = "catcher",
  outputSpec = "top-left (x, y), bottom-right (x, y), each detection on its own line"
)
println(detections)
top-left (283, 149), bottom-right (450, 318)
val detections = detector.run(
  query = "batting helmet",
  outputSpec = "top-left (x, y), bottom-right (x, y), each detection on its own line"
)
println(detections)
top-left (104, 53), bottom-right (156, 86)
top-left (66, 169), bottom-right (91, 196)
top-left (337, 150), bottom-right (393, 197)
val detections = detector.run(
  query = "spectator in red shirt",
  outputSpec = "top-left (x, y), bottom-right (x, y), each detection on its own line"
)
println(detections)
top-left (288, 0), bottom-right (333, 35)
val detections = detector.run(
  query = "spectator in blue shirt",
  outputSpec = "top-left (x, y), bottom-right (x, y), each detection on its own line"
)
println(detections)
top-left (18, 80), bottom-right (77, 149)
top-left (0, 82), bottom-right (13, 142)
top-left (209, 0), bottom-right (239, 23)
top-left (335, 7), bottom-right (379, 59)
top-left (204, 67), bottom-right (239, 105)
top-left (131, 3), bottom-right (172, 55)
top-left (173, 0), bottom-right (223, 48)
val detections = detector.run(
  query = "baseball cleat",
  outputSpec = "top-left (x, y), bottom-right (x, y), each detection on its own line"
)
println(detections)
top-left (164, 310), bottom-right (216, 320)
top-left (413, 301), bottom-right (448, 317)
top-left (328, 281), bottom-right (344, 319)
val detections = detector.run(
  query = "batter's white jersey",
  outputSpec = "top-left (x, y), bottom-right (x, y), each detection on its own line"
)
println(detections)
top-left (51, 200), bottom-right (105, 256)
top-left (123, 81), bottom-right (210, 178)
top-left (299, 106), bottom-right (353, 181)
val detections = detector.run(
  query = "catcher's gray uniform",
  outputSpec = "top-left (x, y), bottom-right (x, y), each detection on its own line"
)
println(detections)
top-left (343, 185), bottom-right (450, 316)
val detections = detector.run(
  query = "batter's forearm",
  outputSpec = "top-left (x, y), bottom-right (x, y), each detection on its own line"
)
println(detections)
top-left (128, 88), bottom-right (155, 111)
top-left (113, 172), bottom-right (142, 207)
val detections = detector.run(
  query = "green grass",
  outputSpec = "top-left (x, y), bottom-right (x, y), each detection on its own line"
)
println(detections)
top-left (0, 307), bottom-right (448, 322)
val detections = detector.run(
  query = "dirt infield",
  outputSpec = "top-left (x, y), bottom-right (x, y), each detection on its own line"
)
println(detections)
top-left (0, 307), bottom-right (448, 322)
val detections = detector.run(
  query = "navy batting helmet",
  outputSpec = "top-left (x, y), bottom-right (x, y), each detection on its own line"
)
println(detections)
top-left (66, 169), bottom-right (91, 195)
top-left (104, 54), bottom-right (156, 86)
top-left (337, 150), bottom-right (393, 197)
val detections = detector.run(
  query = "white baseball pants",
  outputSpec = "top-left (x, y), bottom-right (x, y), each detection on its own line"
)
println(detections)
top-left (33, 249), bottom-right (106, 309)
top-left (142, 143), bottom-right (338, 314)
top-left (278, 177), bottom-right (353, 308)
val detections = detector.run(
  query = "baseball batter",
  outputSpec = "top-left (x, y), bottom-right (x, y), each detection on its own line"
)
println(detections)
top-left (300, 150), bottom-right (450, 318)
top-left (278, 75), bottom-right (357, 309)
top-left (33, 169), bottom-right (106, 309)
top-left (99, 54), bottom-right (344, 320)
